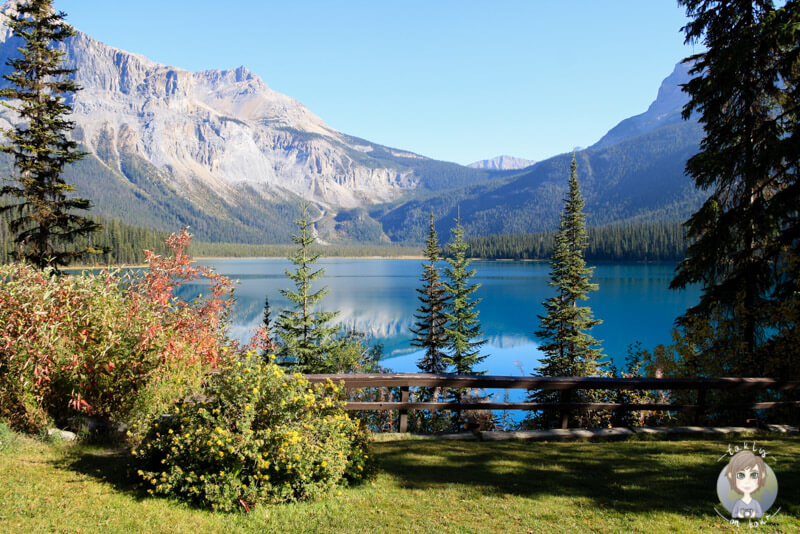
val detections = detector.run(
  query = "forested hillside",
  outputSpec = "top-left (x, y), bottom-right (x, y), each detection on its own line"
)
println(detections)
top-left (379, 121), bottom-right (705, 243)
top-left (465, 221), bottom-right (687, 262)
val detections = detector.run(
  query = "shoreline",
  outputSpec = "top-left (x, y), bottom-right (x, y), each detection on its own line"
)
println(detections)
top-left (62, 256), bottom-right (675, 269)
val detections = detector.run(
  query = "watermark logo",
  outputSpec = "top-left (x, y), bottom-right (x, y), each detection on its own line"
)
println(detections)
top-left (715, 442), bottom-right (780, 528)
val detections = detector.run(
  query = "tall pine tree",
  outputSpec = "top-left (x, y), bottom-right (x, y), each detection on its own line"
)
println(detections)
top-left (443, 211), bottom-right (487, 429)
top-left (0, 0), bottom-right (103, 272)
top-left (409, 213), bottom-right (450, 432)
top-left (670, 0), bottom-right (800, 378)
top-left (274, 203), bottom-right (340, 373)
top-left (443, 211), bottom-right (486, 374)
top-left (530, 155), bottom-right (605, 429)
top-left (411, 213), bottom-right (450, 373)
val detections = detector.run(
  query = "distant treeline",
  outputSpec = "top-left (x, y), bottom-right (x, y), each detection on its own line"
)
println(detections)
top-left (188, 241), bottom-right (423, 259)
top-left (465, 221), bottom-right (687, 261)
top-left (2, 210), bottom-right (683, 265)
top-left (1, 210), bottom-right (422, 265)
top-left (1, 212), bottom-right (172, 265)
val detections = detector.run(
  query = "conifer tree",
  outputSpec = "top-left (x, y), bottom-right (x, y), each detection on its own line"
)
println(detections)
top-left (443, 211), bottom-right (487, 428)
top-left (0, 0), bottom-right (103, 272)
top-left (274, 203), bottom-right (340, 373)
top-left (262, 296), bottom-right (272, 336)
top-left (670, 0), bottom-right (800, 378)
top-left (260, 295), bottom-right (273, 359)
top-left (409, 214), bottom-right (450, 431)
top-left (410, 213), bottom-right (449, 373)
top-left (531, 155), bottom-right (605, 429)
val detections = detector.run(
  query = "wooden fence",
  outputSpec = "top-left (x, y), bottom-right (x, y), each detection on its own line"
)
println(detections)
top-left (305, 373), bottom-right (800, 432)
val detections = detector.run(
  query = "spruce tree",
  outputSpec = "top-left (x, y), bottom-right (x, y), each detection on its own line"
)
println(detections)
top-left (531, 155), bottom-right (605, 429)
top-left (260, 295), bottom-right (273, 359)
top-left (409, 213), bottom-right (450, 432)
top-left (0, 1), bottom-right (103, 272)
top-left (410, 213), bottom-right (449, 373)
top-left (443, 211), bottom-right (487, 428)
top-left (274, 203), bottom-right (340, 373)
top-left (670, 0), bottom-right (800, 378)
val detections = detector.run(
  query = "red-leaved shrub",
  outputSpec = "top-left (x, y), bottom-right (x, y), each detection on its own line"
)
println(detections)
top-left (0, 229), bottom-right (266, 433)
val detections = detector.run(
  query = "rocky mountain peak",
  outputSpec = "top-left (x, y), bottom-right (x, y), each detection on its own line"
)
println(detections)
top-left (468, 155), bottom-right (536, 171)
top-left (592, 61), bottom-right (693, 149)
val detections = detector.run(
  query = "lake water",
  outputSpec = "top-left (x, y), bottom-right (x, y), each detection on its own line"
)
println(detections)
top-left (178, 258), bottom-right (700, 376)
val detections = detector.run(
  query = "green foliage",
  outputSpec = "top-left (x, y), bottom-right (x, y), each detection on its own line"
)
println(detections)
top-left (133, 353), bottom-right (371, 512)
top-left (187, 241), bottom-right (422, 258)
top-left (274, 203), bottom-right (341, 373)
top-left (442, 213), bottom-right (487, 375)
top-left (530, 156), bottom-right (607, 429)
top-left (442, 213), bottom-right (487, 429)
top-left (410, 214), bottom-right (449, 374)
top-left (671, 0), bottom-right (800, 377)
top-left (324, 330), bottom-right (384, 374)
top-left (0, 1), bottom-right (103, 271)
top-left (608, 342), bottom-right (677, 428)
top-left (465, 220), bottom-right (687, 261)
top-left (409, 214), bottom-right (451, 432)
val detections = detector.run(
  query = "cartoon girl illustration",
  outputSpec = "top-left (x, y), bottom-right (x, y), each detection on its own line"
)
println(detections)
top-left (725, 450), bottom-right (767, 519)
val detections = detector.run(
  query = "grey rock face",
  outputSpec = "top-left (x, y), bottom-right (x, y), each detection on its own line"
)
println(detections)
top-left (0, 0), bottom-right (419, 210)
top-left (467, 155), bottom-right (536, 171)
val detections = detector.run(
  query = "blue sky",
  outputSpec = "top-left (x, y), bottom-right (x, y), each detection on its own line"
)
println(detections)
top-left (55, 1), bottom-right (696, 165)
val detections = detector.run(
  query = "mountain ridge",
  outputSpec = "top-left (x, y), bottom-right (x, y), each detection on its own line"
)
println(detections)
top-left (0, 0), bottom-right (702, 245)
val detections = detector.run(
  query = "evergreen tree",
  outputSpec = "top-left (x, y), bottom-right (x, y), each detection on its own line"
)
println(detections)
top-left (410, 213), bottom-right (449, 373)
top-left (409, 213), bottom-right (450, 432)
top-left (260, 295), bottom-right (273, 359)
top-left (0, 1), bottom-right (103, 272)
top-left (443, 211), bottom-right (487, 429)
top-left (443, 212), bottom-right (486, 374)
top-left (670, 0), bottom-right (800, 378)
top-left (274, 203), bottom-right (340, 373)
top-left (530, 156), bottom-right (605, 429)
top-left (262, 296), bottom-right (272, 336)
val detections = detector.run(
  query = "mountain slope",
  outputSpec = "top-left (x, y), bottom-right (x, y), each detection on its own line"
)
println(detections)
top-left (379, 64), bottom-right (704, 242)
top-left (0, 0), bottom-right (495, 243)
top-left (0, 0), bottom-right (702, 245)
top-left (592, 61), bottom-right (692, 149)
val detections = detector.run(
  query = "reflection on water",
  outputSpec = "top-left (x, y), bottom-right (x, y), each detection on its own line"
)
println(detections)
top-left (174, 259), bottom-right (699, 375)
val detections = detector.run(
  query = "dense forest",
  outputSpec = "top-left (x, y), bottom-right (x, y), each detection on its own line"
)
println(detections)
top-left (0, 211), bottom-right (422, 264)
top-left (465, 220), bottom-right (687, 261)
top-left (0, 211), bottom-right (171, 265)
top-left (2, 210), bottom-right (686, 265)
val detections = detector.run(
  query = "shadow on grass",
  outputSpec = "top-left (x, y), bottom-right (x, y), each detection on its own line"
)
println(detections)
top-left (374, 437), bottom-right (800, 518)
top-left (53, 447), bottom-right (147, 500)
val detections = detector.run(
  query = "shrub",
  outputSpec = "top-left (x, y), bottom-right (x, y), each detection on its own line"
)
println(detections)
top-left (133, 352), bottom-right (371, 511)
top-left (0, 229), bottom-right (240, 433)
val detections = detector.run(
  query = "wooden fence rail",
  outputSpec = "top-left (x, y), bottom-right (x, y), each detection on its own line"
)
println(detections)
top-left (305, 373), bottom-right (800, 432)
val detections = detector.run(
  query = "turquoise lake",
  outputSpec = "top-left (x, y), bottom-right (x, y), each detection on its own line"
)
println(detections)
top-left (178, 258), bottom-right (700, 375)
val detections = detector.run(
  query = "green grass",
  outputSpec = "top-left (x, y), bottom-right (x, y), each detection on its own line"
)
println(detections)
top-left (1, 434), bottom-right (798, 533)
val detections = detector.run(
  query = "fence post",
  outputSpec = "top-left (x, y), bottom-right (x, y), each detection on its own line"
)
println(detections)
top-left (694, 386), bottom-right (707, 426)
top-left (399, 386), bottom-right (409, 433)
top-left (560, 390), bottom-right (570, 430)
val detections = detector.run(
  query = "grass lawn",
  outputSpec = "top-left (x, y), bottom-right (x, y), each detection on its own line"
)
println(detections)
top-left (1, 433), bottom-right (798, 533)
